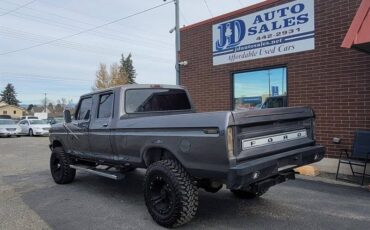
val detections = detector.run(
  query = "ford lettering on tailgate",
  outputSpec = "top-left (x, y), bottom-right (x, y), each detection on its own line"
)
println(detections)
top-left (242, 130), bottom-right (307, 150)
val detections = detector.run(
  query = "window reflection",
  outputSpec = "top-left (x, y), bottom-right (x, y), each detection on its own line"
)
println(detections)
top-left (233, 67), bottom-right (287, 111)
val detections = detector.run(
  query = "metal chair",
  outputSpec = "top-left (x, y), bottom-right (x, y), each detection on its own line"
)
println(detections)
top-left (335, 130), bottom-right (370, 185)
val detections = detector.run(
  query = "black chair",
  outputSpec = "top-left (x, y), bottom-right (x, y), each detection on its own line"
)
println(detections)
top-left (335, 130), bottom-right (370, 185)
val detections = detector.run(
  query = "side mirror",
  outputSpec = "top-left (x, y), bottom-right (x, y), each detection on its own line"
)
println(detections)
top-left (63, 110), bottom-right (72, 123)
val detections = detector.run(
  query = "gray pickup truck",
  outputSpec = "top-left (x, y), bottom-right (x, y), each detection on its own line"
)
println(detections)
top-left (49, 84), bottom-right (324, 228)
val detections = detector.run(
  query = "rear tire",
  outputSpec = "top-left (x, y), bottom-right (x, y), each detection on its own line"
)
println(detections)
top-left (50, 147), bottom-right (76, 184)
top-left (144, 160), bottom-right (198, 228)
top-left (230, 188), bottom-right (268, 199)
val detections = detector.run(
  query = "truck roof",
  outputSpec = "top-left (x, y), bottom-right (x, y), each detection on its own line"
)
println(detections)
top-left (80, 84), bottom-right (185, 97)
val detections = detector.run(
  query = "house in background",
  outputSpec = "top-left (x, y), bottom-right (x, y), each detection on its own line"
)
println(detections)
top-left (0, 101), bottom-right (26, 119)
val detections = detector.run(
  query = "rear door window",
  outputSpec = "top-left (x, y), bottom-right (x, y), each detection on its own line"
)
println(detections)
top-left (97, 93), bottom-right (114, 118)
top-left (76, 97), bottom-right (92, 120)
top-left (125, 89), bottom-right (191, 113)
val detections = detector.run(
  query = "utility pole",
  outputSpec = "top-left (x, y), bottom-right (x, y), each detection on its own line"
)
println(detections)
top-left (165, 0), bottom-right (180, 85)
top-left (44, 93), bottom-right (47, 112)
top-left (175, 0), bottom-right (180, 85)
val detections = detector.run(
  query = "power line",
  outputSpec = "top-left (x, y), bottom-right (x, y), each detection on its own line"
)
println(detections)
top-left (0, 26), bottom-right (114, 55)
top-left (0, 26), bottom-right (175, 59)
top-left (0, 1), bottom-right (174, 56)
top-left (0, 0), bottom-right (37, 16)
top-left (0, 73), bottom-right (92, 83)
top-left (203, 0), bottom-right (213, 17)
top-left (22, 0), bottom-right (171, 40)
top-left (0, 2), bottom-right (173, 48)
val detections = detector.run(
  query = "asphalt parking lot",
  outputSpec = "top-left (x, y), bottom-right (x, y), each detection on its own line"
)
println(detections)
top-left (0, 137), bottom-right (370, 230)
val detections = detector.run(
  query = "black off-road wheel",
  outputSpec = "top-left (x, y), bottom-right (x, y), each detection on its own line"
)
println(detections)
top-left (50, 147), bottom-right (76, 184)
top-left (144, 160), bottom-right (198, 228)
top-left (230, 187), bottom-right (269, 199)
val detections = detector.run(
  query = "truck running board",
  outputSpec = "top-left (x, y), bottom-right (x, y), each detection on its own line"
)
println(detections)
top-left (70, 165), bottom-right (126, 180)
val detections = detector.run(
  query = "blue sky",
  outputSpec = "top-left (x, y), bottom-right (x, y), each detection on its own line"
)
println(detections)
top-left (0, 0), bottom-right (263, 105)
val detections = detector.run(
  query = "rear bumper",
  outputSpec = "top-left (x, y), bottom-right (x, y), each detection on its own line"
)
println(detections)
top-left (34, 131), bottom-right (49, 136)
top-left (227, 145), bottom-right (325, 189)
top-left (0, 131), bottom-right (20, 136)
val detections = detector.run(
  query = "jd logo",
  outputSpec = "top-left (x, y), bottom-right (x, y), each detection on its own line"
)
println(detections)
top-left (215, 20), bottom-right (246, 51)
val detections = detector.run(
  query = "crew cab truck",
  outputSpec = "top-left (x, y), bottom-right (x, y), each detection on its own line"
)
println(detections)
top-left (49, 84), bottom-right (325, 228)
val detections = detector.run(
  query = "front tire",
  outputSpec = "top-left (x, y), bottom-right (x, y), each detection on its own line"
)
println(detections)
top-left (144, 160), bottom-right (198, 228)
top-left (29, 129), bottom-right (33, 136)
top-left (50, 147), bottom-right (76, 184)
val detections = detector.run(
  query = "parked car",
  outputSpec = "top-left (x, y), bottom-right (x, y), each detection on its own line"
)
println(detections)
top-left (49, 84), bottom-right (324, 227)
top-left (0, 115), bottom-right (12, 119)
top-left (261, 96), bottom-right (288, 109)
top-left (0, 119), bottom-right (21, 137)
top-left (18, 119), bottom-right (51, 136)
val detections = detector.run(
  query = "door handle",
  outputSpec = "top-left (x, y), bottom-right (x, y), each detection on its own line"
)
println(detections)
top-left (102, 123), bottom-right (108, 127)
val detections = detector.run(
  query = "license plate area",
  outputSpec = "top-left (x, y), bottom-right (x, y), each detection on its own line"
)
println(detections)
top-left (277, 153), bottom-right (302, 171)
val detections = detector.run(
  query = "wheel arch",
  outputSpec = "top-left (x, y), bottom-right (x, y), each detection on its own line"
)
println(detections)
top-left (50, 139), bottom-right (66, 152)
top-left (142, 146), bottom-right (181, 167)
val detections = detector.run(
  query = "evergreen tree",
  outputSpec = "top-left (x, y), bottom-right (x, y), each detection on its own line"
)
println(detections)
top-left (0, 83), bottom-right (20, 106)
top-left (120, 53), bottom-right (136, 84)
top-left (27, 104), bottom-right (34, 111)
top-left (111, 62), bottom-right (129, 86)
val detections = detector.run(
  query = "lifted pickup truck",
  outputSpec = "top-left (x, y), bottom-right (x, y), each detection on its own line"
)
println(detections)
top-left (49, 84), bottom-right (324, 228)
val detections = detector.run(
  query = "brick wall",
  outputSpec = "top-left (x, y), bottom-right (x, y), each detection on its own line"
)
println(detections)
top-left (179, 0), bottom-right (370, 158)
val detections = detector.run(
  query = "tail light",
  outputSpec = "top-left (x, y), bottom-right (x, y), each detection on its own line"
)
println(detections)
top-left (227, 127), bottom-right (234, 158)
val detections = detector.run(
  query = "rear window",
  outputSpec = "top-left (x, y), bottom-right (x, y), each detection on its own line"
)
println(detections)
top-left (29, 120), bottom-right (48, 125)
top-left (125, 89), bottom-right (191, 113)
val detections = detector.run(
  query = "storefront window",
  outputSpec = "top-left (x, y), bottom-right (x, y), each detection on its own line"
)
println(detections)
top-left (233, 67), bottom-right (287, 111)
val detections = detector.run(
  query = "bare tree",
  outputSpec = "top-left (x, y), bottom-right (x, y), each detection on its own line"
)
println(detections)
top-left (94, 63), bottom-right (111, 90)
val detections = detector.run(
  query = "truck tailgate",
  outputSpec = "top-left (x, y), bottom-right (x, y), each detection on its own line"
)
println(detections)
top-left (231, 107), bottom-right (315, 162)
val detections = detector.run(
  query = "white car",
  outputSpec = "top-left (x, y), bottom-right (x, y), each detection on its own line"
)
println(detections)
top-left (0, 119), bottom-right (21, 137)
top-left (18, 119), bottom-right (51, 136)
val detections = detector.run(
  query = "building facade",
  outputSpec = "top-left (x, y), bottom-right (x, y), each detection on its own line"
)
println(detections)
top-left (179, 0), bottom-right (370, 157)
top-left (0, 102), bottom-right (25, 118)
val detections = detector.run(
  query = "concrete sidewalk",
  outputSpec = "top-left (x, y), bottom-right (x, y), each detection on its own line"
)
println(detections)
top-left (311, 158), bottom-right (370, 176)
top-left (295, 158), bottom-right (370, 187)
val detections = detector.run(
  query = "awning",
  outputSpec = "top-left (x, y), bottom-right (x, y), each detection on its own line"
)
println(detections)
top-left (341, 0), bottom-right (370, 53)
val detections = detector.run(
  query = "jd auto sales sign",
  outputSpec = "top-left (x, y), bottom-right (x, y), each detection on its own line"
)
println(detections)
top-left (212, 0), bottom-right (315, 66)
